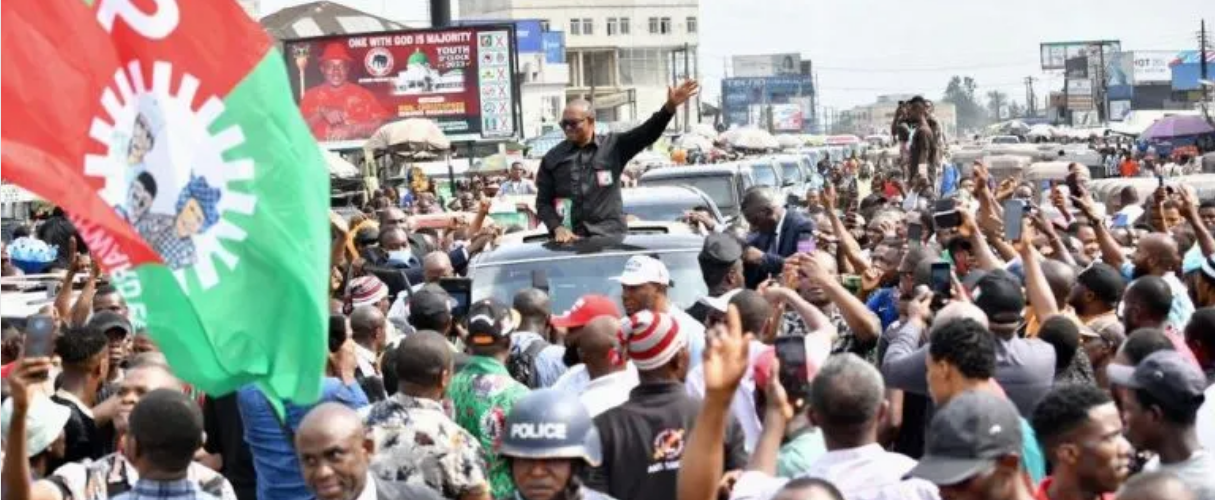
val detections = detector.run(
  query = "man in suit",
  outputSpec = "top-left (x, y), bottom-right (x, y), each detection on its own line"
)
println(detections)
top-left (296, 402), bottom-right (443, 500)
top-left (740, 187), bottom-right (816, 289)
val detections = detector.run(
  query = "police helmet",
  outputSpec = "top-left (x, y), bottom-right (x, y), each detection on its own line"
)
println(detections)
top-left (498, 389), bottom-right (602, 466)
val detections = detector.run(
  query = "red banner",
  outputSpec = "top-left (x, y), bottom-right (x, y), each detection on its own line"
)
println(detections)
top-left (283, 26), bottom-right (518, 143)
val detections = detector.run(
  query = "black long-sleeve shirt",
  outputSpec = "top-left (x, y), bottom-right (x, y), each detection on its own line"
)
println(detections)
top-left (536, 107), bottom-right (675, 237)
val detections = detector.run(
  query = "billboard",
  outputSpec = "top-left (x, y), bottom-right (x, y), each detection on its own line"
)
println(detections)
top-left (455, 19), bottom-right (543, 53)
top-left (1129, 51), bottom-right (1176, 84)
top-left (1040, 40), bottom-right (1121, 70)
top-left (732, 54), bottom-right (802, 77)
top-left (283, 26), bottom-right (520, 143)
top-left (1109, 100), bottom-right (1132, 121)
top-left (771, 104), bottom-right (804, 131)
top-left (1170, 50), bottom-right (1215, 91)
top-left (542, 32), bottom-right (566, 64)
top-left (1065, 56), bottom-right (1088, 79)
top-left (721, 76), bottom-right (815, 132)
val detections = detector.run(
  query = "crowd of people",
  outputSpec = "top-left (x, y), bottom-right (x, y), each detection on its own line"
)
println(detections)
top-left (4, 82), bottom-right (1215, 500)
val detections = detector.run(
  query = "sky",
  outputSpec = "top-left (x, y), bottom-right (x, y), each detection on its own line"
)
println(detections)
top-left (259, 0), bottom-right (1209, 110)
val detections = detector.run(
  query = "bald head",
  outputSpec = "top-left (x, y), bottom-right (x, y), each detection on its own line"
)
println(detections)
top-left (564, 98), bottom-right (592, 116)
top-left (299, 403), bottom-right (363, 444)
top-left (1138, 233), bottom-right (1180, 271)
top-left (931, 302), bottom-right (989, 333)
top-left (349, 306), bottom-right (385, 346)
top-left (513, 288), bottom-right (551, 324)
top-left (580, 316), bottom-right (624, 378)
top-left (1115, 471), bottom-right (1195, 500)
top-left (296, 403), bottom-right (372, 500)
top-left (379, 207), bottom-right (408, 228)
top-left (1041, 260), bottom-right (1077, 308)
top-left (422, 251), bottom-right (453, 283)
top-left (741, 187), bottom-right (780, 213)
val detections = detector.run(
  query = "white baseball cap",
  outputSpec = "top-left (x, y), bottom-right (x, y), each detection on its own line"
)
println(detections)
top-left (1, 395), bottom-right (71, 457)
top-left (697, 288), bottom-right (744, 314)
top-left (612, 255), bottom-right (671, 287)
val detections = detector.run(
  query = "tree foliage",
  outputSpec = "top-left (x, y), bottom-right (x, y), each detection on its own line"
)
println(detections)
top-left (942, 76), bottom-right (985, 133)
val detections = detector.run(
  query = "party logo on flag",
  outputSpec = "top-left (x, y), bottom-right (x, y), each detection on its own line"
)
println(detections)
top-left (3, 0), bottom-right (331, 405)
top-left (85, 61), bottom-right (256, 290)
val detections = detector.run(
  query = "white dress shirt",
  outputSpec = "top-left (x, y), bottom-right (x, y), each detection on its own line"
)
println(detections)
top-left (354, 343), bottom-right (378, 378)
top-left (356, 472), bottom-right (377, 500)
top-left (730, 444), bottom-right (940, 500)
top-left (579, 363), bottom-right (639, 417)
top-left (550, 362), bottom-right (639, 417)
top-left (686, 340), bottom-right (769, 452)
top-left (551, 363), bottom-right (590, 395)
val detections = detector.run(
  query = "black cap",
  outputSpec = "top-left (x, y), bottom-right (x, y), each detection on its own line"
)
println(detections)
top-left (409, 287), bottom-right (453, 320)
top-left (87, 311), bottom-right (132, 338)
top-left (699, 233), bottom-right (743, 268)
top-left (1107, 350), bottom-right (1207, 415)
top-left (909, 391), bottom-right (1023, 486)
top-left (466, 299), bottom-right (519, 345)
top-left (972, 270), bottom-right (1025, 325)
top-left (1076, 262), bottom-right (1125, 306)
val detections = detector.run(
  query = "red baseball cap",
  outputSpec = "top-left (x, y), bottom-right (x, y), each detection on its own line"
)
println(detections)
top-left (551, 295), bottom-right (620, 329)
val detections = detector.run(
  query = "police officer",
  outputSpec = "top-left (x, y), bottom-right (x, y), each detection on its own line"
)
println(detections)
top-left (499, 389), bottom-right (615, 500)
top-left (536, 80), bottom-right (700, 244)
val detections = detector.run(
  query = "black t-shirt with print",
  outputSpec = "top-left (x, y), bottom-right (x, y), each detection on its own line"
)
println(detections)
top-left (585, 381), bottom-right (747, 500)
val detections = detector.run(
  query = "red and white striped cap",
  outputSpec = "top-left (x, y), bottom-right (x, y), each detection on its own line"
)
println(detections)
top-left (620, 311), bottom-right (686, 371)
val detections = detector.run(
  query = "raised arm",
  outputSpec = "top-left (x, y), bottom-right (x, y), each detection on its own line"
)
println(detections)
top-left (821, 185), bottom-right (871, 273)
top-left (1073, 194), bottom-right (1125, 269)
top-left (800, 254), bottom-right (880, 345)
top-left (614, 80), bottom-right (698, 167)
top-left (1179, 187), bottom-right (1215, 257)
top-left (1019, 220), bottom-right (1059, 325)
top-left (678, 305), bottom-right (750, 500)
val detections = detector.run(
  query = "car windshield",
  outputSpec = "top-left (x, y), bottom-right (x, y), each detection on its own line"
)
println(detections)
top-left (471, 250), bottom-right (707, 313)
top-left (780, 162), bottom-right (802, 183)
top-left (641, 177), bottom-right (736, 209)
top-left (625, 198), bottom-right (702, 222)
top-left (752, 164), bottom-right (778, 187)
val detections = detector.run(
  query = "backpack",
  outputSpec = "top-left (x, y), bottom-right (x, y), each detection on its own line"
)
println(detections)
top-left (507, 338), bottom-right (549, 388)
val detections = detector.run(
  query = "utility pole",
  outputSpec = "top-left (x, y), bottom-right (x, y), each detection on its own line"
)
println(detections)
top-left (682, 42), bottom-right (691, 132)
top-left (1202, 19), bottom-right (1210, 103)
top-left (1097, 45), bottom-right (1108, 123)
top-left (1024, 76), bottom-right (1038, 117)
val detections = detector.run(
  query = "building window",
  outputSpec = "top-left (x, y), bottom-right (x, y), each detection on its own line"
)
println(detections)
top-left (607, 17), bottom-right (618, 36)
top-left (659, 17), bottom-right (671, 34)
top-left (686, 16), bottom-right (697, 33)
top-left (582, 18), bottom-right (593, 35)
top-left (620, 17), bottom-right (630, 34)
top-left (648, 17), bottom-right (659, 34)
top-left (540, 19), bottom-right (550, 32)
top-left (570, 18), bottom-right (580, 35)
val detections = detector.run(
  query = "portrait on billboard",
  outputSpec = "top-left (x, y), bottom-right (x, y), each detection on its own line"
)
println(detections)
top-left (298, 42), bottom-right (390, 142)
top-left (284, 27), bottom-right (519, 142)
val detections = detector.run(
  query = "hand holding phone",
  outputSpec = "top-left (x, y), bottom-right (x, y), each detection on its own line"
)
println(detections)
top-left (774, 336), bottom-right (810, 404)
top-left (440, 277), bottom-right (473, 320)
top-left (930, 262), bottom-right (952, 310)
top-left (23, 314), bottom-right (56, 359)
top-left (796, 230), bottom-right (816, 254)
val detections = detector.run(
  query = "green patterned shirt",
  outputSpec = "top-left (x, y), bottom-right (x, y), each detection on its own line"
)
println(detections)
top-left (447, 355), bottom-right (530, 500)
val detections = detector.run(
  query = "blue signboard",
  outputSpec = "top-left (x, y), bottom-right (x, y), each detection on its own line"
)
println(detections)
top-left (721, 76), bottom-right (815, 131)
top-left (543, 31), bottom-right (566, 64)
top-left (1171, 62), bottom-right (1215, 91)
top-left (455, 19), bottom-right (544, 53)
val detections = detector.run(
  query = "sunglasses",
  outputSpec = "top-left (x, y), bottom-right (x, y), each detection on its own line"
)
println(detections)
top-left (560, 118), bottom-right (587, 130)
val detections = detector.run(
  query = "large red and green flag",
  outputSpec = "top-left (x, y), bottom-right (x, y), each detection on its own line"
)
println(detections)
top-left (2, 0), bottom-right (329, 403)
